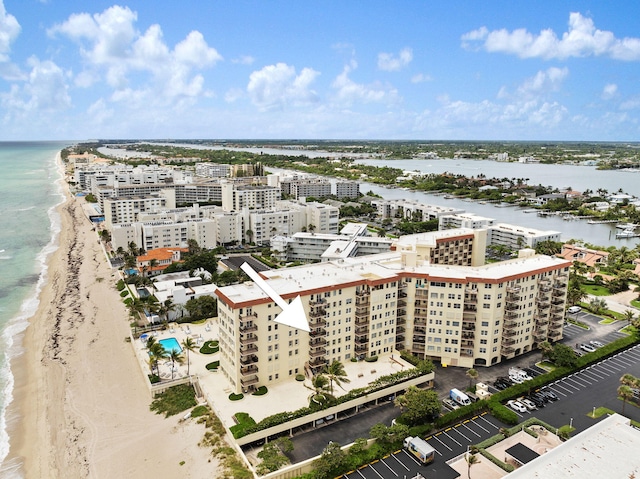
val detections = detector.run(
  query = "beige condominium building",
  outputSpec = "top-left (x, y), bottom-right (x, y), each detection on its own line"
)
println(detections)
top-left (215, 229), bottom-right (571, 394)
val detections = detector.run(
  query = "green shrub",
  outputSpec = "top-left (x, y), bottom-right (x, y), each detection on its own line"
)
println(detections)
top-left (206, 361), bottom-right (219, 370)
top-left (191, 405), bottom-right (209, 418)
top-left (116, 279), bottom-right (126, 291)
top-left (350, 357), bottom-right (358, 362)
top-left (123, 297), bottom-right (133, 305)
top-left (200, 340), bottom-right (219, 354)
top-left (150, 384), bottom-right (197, 417)
top-left (120, 290), bottom-right (129, 297)
top-left (252, 386), bottom-right (268, 396)
top-left (295, 374), bottom-right (305, 381)
top-left (229, 393), bottom-right (244, 401)
top-left (148, 374), bottom-right (160, 384)
top-left (365, 355), bottom-right (378, 363)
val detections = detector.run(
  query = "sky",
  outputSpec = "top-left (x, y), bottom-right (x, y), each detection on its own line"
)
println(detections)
top-left (1, 1), bottom-right (640, 141)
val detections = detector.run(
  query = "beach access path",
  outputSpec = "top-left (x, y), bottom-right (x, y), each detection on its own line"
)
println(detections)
top-left (7, 182), bottom-right (221, 478)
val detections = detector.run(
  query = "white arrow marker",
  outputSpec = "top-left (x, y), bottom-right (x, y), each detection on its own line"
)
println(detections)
top-left (240, 262), bottom-right (310, 332)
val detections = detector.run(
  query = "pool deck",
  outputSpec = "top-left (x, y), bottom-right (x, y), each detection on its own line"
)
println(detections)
top-left (132, 319), bottom-right (413, 431)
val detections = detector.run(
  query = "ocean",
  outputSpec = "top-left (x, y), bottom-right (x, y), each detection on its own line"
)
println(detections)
top-left (0, 142), bottom-right (69, 476)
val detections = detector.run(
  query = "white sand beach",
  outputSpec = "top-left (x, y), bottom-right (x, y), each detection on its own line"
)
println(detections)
top-left (5, 178), bottom-right (220, 478)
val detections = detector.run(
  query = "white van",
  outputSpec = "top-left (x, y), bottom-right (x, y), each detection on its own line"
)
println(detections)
top-left (567, 306), bottom-right (581, 314)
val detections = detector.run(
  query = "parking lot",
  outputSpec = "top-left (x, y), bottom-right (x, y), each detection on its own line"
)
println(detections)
top-left (344, 412), bottom-right (505, 479)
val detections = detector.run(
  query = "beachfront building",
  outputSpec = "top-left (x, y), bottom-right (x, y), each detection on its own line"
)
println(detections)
top-left (111, 218), bottom-right (217, 252)
top-left (372, 198), bottom-right (465, 221)
top-left (151, 272), bottom-right (218, 322)
top-left (215, 229), bottom-right (570, 393)
top-left (136, 247), bottom-right (188, 277)
top-left (103, 194), bottom-right (177, 227)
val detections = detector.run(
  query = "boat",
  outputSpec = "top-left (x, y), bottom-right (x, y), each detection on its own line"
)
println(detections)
top-left (616, 223), bottom-right (638, 230)
top-left (616, 228), bottom-right (637, 238)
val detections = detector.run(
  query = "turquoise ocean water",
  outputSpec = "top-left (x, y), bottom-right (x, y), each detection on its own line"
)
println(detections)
top-left (0, 142), bottom-right (68, 476)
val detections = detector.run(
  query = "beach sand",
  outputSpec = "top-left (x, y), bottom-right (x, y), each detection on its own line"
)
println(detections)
top-left (5, 185), bottom-right (220, 477)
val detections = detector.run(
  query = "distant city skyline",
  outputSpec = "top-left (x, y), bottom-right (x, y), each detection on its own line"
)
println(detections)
top-left (1, 1), bottom-right (640, 141)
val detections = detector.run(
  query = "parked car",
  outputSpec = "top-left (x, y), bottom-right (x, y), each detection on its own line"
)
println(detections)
top-left (531, 391), bottom-right (549, 404)
top-left (443, 398), bottom-right (460, 410)
top-left (526, 395), bottom-right (545, 408)
top-left (589, 340), bottom-right (604, 348)
top-left (506, 400), bottom-right (528, 413)
top-left (541, 390), bottom-right (559, 401)
top-left (567, 305), bottom-right (582, 313)
top-left (522, 367), bottom-right (539, 377)
top-left (509, 374), bottom-right (525, 384)
top-left (494, 377), bottom-right (512, 390)
top-left (519, 397), bottom-right (537, 411)
top-left (579, 343), bottom-right (596, 353)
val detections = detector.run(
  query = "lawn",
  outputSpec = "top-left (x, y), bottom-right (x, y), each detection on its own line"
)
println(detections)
top-left (581, 284), bottom-right (611, 296)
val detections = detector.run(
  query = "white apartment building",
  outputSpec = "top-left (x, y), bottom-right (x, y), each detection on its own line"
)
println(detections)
top-left (372, 199), bottom-right (465, 221)
top-left (221, 183), bottom-right (280, 212)
top-left (215, 231), bottom-right (570, 394)
top-left (488, 223), bottom-right (561, 249)
top-left (439, 213), bottom-right (496, 230)
top-left (334, 180), bottom-right (360, 199)
top-left (103, 193), bottom-right (176, 227)
top-left (195, 163), bottom-right (231, 178)
top-left (111, 218), bottom-right (217, 252)
top-left (289, 179), bottom-right (332, 199)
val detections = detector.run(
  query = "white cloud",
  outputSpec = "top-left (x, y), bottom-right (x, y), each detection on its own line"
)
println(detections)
top-left (1, 57), bottom-right (71, 117)
top-left (461, 12), bottom-right (640, 61)
top-left (602, 83), bottom-right (618, 100)
top-left (232, 55), bottom-right (255, 65)
top-left (377, 47), bottom-right (413, 71)
top-left (332, 62), bottom-right (400, 106)
top-left (411, 73), bottom-right (432, 83)
top-left (225, 88), bottom-right (244, 103)
top-left (49, 5), bottom-right (222, 96)
top-left (0, 0), bottom-right (20, 62)
top-left (516, 67), bottom-right (568, 96)
top-left (247, 63), bottom-right (319, 111)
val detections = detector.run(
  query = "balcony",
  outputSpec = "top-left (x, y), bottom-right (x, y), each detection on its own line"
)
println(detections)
top-left (461, 339), bottom-right (474, 347)
top-left (308, 357), bottom-right (328, 368)
top-left (412, 343), bottom-right (426, 352)
top-left (240, 344), bottom-right (258, 356)
top-left (309, 297), bottom-right (326, 306)
top-left (502, 337), bottom-right (516, 346)
top-left (355, 327), bottom-right (369, 337)
top-left (501, 345), bottom-right (515, 354)
top-left (240, 354), bottom-right (258, 365)
top-left (309, 317), bottom-right (327, 327)
top-left (309, 307), bottom-right (327, 318)
top-left (240, 365), bottom-right (258, 376)
top-left (462, 331), bottom-right (475, 339)
top-left (239, 334), bottom-right (258, 346)
top-left (504, 310), bottom-right (518, 320)
top-left (548, 330), bottom-right (562, 339)
top-left (309, 329), bottom-right (326, 337)
top-left (239, 323), bottom-right (258, 333)
top-left (414, 318), bottom-right (427, 327)
top-left (507, 286), bottom-right (521, 294)
top-left (309, 348), bottom-right (327, 357)
top-left (240, 375), bottom-right (259, 386)
top-left (504, 319), bottom-right (518, 328)
top-left (503, 329), bottom-right (517, 337)
top-left (460, 349), bottom-right (474, 358)
top-left (355, 344), bottom-right (368, 353)
top-left (309, 337), bottom-right (327, 347)
top-left (355, 316), bottom-right (369, 326)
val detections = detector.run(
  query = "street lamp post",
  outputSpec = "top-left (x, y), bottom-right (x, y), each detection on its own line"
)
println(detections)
top-left (570, 417), bottom-right (573, 429)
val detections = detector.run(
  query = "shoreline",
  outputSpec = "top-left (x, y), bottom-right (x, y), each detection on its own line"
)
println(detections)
top-left (4, 154), bottom-right (220, 478)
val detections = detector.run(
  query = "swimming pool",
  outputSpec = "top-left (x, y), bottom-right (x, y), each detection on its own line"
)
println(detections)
top-left (159, 337), bottom-right (183, 354)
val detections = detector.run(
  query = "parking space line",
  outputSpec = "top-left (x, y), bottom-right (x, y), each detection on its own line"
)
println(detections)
top-left (611, 356), bottom-right (636, 367)
top-left (461, 421), bottom-right (482, 437)
top-left (600, 361), bottom-right (623, 373)
top-left (367, 462), bottom-right (385, 479)
top-left (377, 458), bottom-right (399, 477)
top-left (581, 368), bottom-right (606, 380)
top-left (477, 414), bottom-right (500, 429)
top-left (451, 424), bottom-right (473, 442)
top-left (566, 374), bottom-right (592, 387)
top-left (547, 383), bottom-right (571, 395)
top-left (442, 428), bottom-right (464, 446)
top-left (431, 433), bottom-right (453, 451)
top-left (390, 452), bottom-right (411, 470)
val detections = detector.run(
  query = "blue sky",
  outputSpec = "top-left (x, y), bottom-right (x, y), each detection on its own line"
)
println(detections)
top-left (1, 1), bottom-right (640, 141)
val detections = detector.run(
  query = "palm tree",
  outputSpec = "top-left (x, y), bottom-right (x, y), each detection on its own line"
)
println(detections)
top-left (323, 360), bottom-right (350, 395)
top-left (466, 368), bottom-right (478, 390)
top-left (466, 452), bottom-right (479, 479)
top-left (169, 349), bottom-right (184, 380)
top-left (157, 299), bottom-right (176, 323)
top-left (618, 384), bottom-right (634, 414)
top-left (182, 337), bottom-right (196, 376)
top-left (623, 309), bottom-right (636, 327)
top-left (308, 223), bottom-right (316, 235)
top-left (149, 342), bottom-right (168, 376)
top-left (620, 373), bottom-right (639, 387)
top-left (305, 374), bottom-right (331, 405)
